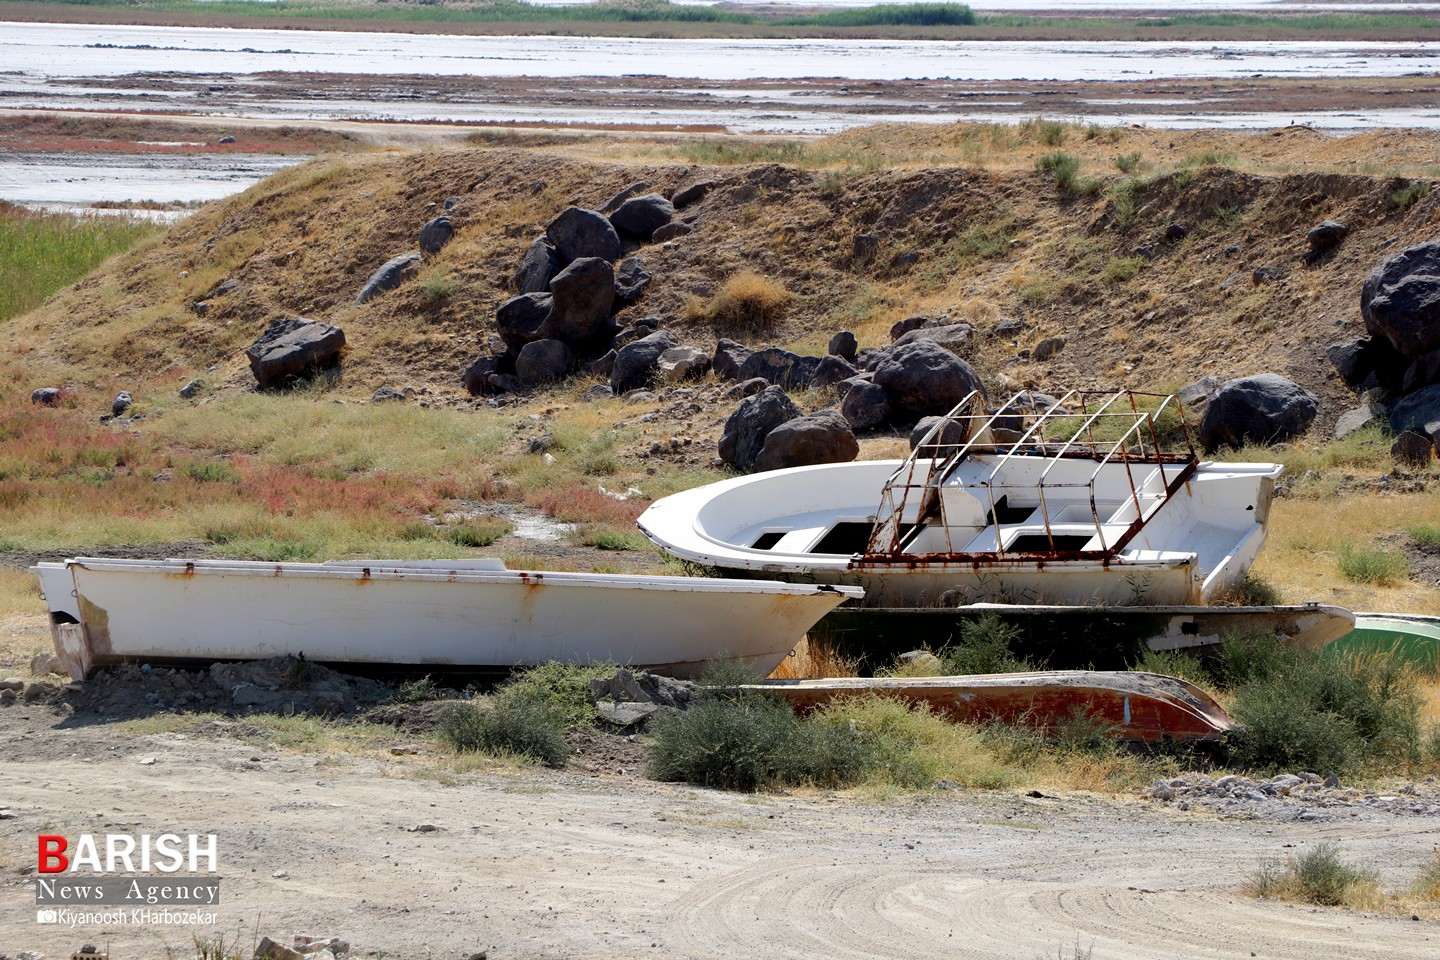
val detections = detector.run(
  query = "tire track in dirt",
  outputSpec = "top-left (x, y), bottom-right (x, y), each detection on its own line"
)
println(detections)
top-left (664, 856), bottom-right (1439, 960)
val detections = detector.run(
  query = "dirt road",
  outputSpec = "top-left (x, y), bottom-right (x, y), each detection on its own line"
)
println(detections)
top-left (1, 702), bottom-right (1437, 959)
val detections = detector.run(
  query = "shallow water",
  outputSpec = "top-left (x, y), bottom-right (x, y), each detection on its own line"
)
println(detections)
top-left (5, 22), bottom-right (1440, 82)
top-left (0, 152), bottom-right (301, 205)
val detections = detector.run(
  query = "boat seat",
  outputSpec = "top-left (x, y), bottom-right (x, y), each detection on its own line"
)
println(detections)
top-left (770, 526), bottom-right (830, 554)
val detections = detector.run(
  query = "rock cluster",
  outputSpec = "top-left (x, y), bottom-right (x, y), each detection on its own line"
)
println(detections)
top-left (588, 667), bottom-right (695, 730)
top-left (255, 934), bottom-right (352, 960)
top-left (1326, 238), bottom-right (1440, 464)
top-left (1150, 771), bottom-right (1440, 821)
top-left (464, 182), bottom-right (709, 398)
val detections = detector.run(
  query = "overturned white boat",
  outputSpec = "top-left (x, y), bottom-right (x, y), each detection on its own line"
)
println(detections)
top-left (640, 389), bottom-right (1284, 607)
top-left (31, 558), bottom-right (861, 681)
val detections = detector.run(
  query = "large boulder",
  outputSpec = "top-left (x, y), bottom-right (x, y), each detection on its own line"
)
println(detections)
top-left (712, 339), bottom-right (753, 381)
top-left (811, 354), bottom-right (859, 390)
top-left (600, 181), bottom-right (650, 215)
top-left (828, 330), bottom-right (858, 362)
top-left (540, 257), bottom-right (615, 349)
top-left (1326, 336), bottom-right (1406, 390)
top-left (1361, 240), bottom-right (1440, 359)
top-left (754, 412), bottom-right (860, 472)
top-left (1402, 347), bottom-right (1440, 394)
top-left (515, 339), bottom-right (574, 388)
top-left (546, 207), bottom-right (622, 263)
top-left (355, 252), bottom-right (421, 304)
top-left (511, 237), bottom-right (562, 294)
top-left (1390, 383), bottom-right (1440, 441)
top-left (461, 356), bottom-right (504, 396)
top-left (246, 318), bottom-right (346, 390)
top-left (419, 216), bottom-right (453, 255)
top-left (671, 181), bottom-right (714, 209)
top-left (1197, 373), bottom-right (1320, 451)
top-left (841, 380), bottom-right (890, 431)
top-left (718, 386), bottom-right (802, 473)
top-left (611, 330), bottom-right (679, 394)
top-left (909, 415), bottom-right (971, 456)
top-left (872, 339), bottom-right (985, 419)
top-left (738, 348), bottom-right (818, 391)
top-left (1333, 403), bottom-right (1387, 441)
top-left (609, 194), bottom-right (674, 241)
top-left (30, 387), bottom-right (60, 406)
top-left (495, 292), bottom-right (552, 352)
top-left (657, 346), bottom-right (711, 382)
top-left (893, 322), bottom-right (974, 357)
top-left (1307, 220), bottom-right (1348, 253)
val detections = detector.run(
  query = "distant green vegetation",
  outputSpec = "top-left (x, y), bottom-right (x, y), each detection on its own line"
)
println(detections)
top-left (0, 203), bottom-right (163, 323)
top-left (27, 0), bottom-right (975, 28)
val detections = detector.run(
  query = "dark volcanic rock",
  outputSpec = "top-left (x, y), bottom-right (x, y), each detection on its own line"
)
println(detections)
top-left (724, 377), bottom-right (770, 401)
top-left (1361, 240), bottom-right (1440, 359)
top-left (611, 330), bottom-right (679, 394)
top-left (546, 207), bottom-right (622, 263)
top-left (651, 222), bottom-right (693, 243)
top-left (670, 181), bottom-right (715, 209)
top-left (873, 339), bottom-right (985, 419)
top-left (515, 339), bottom-right (574, 387)
top-left (889, 316), bottom-right (929, 342)
top-left (1307, 219), bottom-right (1348, 252)
top-left (739, 347), bottom-right (818, 390)
top-left (1391, 383), bottom-right (1440, 440)
top-left (614, 257), bottom-right (652, 306)
top-left (754, 412), bottom-right (860, 472)
top-left (1197, 373), bottom-right (1320, 451)
top-left (1391, 430), bottom-right (1435, 467)
top-left (909, 415), bottom-right (971, 455)
top-left (541, 257), bottom-right (615, 349)
top-left (30, 387), bottom-right (60, 406)
top-left (419, 216), bottom-right (453, 255)
top-left (1402, 347), bottom-right (1440, 394)
top-left (1032, 336), bottom-right (1066, 362)
top-left (718, 385), bottom-right (803, 473)
top-left (495, 292), bottom-right (553, 352)
top-left (841, 380), bottom-right (891, 431)
top-left (828, 331), bottom-right (859, 362)
top-left (713, 339), bottom-right (753, 381)
top-left (600, 181), bottom-right (650, 215)
top-left (511, 237), bottom-right (563, 294)
top-left (355, 252), bottom-right (421, 304)
top-left (812, 354), bottom-right (860, 390)
top-left (893, 323), bottom-right (974, 357)
top-left (1327, 336), bottom-right (1406, 390)
top-left (246, 318), bottom-right (346, 390)
top-left (609, 194), bottom-right (674, 241)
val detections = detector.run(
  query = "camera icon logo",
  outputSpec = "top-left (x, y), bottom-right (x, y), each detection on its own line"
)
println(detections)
top-left (36, 909), bottom-right (59, 924)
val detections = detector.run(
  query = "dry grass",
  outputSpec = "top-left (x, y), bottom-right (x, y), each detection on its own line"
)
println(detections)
top-left (682, 270), bottom-right (793, 334)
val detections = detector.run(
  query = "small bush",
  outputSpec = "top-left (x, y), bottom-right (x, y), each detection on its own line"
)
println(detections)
top-left (439, 688), bottom-right (570, 767)
top-left (1020, 117), bottom-right (1068, 146)
top-left (941, 613), bottom-right (1035, 675)
top-left (1393, 181), bottom-right (1430, 210)
top-left (1100, 256), bottom-right (1146, 284)
top-left (1052, 705), bottom-right (1120, 757)
top-left (1181, 149), bottom-right (1235, 170)
top-left (445, 518), bottom-right (512, 548)
top-left (577, 526), bottom-right (648, 551)
top-left (683, 270), bottom-right (792, 333)
top-left (1114, 151), bottom-right (1144, 174)
top-left (502, 661), bottom-right (617, 729)
top-left (1336, 541), bottom-right (1409, 585)
top-left (647, 694), bottom-right (873, 791)
top-left (394, 675), bottom-right (440, 703)
top-left (184, 461), bottom-right (241, 484)
top-left (419, 269), bottom-right (457, 303)
top-left (1406, 523), bottom-right (1440, 547)
top-left (1212, 572), bottom-right (1281, 607)
top-left (1414, 850), bottom-right (1440, 903)
top-left (1248, 844), bottom-right (1380, 907)
top-left (1035, 151), bottom-right (1081, 192)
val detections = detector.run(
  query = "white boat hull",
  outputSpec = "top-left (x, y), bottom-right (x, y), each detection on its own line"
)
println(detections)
top-left (32, 558), bottom-right (861, 681)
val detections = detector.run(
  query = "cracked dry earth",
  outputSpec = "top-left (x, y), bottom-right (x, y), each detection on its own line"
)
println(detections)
top-left (1, 705), bottom-right (1438, 959)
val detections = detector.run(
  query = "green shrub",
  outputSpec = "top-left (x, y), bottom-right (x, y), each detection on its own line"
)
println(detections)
top-left (1035, 152), bottom-right (1081, 192)
top-left (1392, 181), bottom-right (1430, 210)
top-left (439, 687), bottom-right (570, 766)
top-left (394, 675), bottom-right (440, 703)
top-left (1223, 639), bottom-right (1422, 774)
top-left (647, 694), bottom-right (873, 791)
top-left (1100, 256), bottom-right (1146, 284)
top-left (419, 270), bottom-right (456, 303)
top-left (1406, 523), bottom-right (1440, 547)
top-left (1114, 152), bottom-right (1144, 174)
top-left (184, 461), bottom-right (241, 484)
top-left (1249, 844), bottom-right (1379, 907)
top-left (1021, 117), bottom-right (1068, 146)
top-left (445, 518), bottom-right (512, 548)
top-left (1052, 705), bottom-right (1120, 757)
top-left (1336, 541), bottom-right (1409, 585)
top-left (501, 661), bottom-right (617, 729)
top-left (940, 613), bottom-right (1035, 675)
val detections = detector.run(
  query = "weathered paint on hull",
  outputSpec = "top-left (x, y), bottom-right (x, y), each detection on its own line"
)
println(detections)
top-left (809, 604), bottom-right (1355, 673)
top-left (748, 671), bottom-right (1234, 743)
top-left (32, 558), bottom-right (861, 681)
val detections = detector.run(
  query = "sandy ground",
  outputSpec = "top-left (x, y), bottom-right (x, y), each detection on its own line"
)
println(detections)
top-left (2, 700), bottom-right (1439, 959)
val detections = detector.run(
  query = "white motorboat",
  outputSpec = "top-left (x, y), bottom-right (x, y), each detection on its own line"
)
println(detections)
top-left (31, 557), bottom-right (862, 681)
top-left (639, 389), bottom-right (1284, 606)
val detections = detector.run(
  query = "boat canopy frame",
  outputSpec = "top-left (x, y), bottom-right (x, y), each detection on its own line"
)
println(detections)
top-left (859, 388), bottom-right (1200, 568)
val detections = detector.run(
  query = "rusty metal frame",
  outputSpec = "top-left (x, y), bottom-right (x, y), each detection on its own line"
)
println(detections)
top-left (856, 389), bottom-right (1198, 569)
